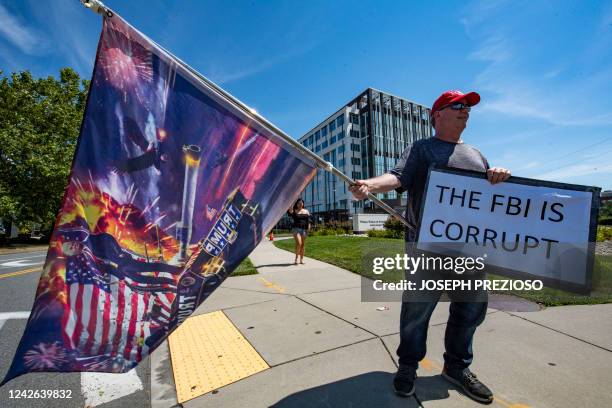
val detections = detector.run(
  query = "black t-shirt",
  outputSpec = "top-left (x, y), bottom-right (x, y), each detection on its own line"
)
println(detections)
top-left (388, 137), bottom-right (489, 241)
top-left (289, 212), bottom-right (310, 229)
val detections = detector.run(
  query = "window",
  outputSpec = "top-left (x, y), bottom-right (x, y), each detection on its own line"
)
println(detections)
top-left (350, 130), bottom-right (360, 138)
top-left (339, 158), bottom-right (345, 167)
top-left (321, 126), bottom-right (328, 137)
top-left (308, 135), bottom-right (313, 145)
top-left (352, 171), bottom-right (362, 179)
top-left (315, 145), bottom-right (321, 152)
top-left (330, 135), bottom-right (336, 144)
top-left (336, 115), bottom-right (344, 127)
top-left (315, 130), bottom-right (321, 140)
top-left (350, 113), bottom-right (359, 124)
top-left (322, 141), bottom-right (328, 149)
top-left (351, 157), bottom-right (361, 165)
top-left (337, 130), bottom-right (345, 140)
top-left (338, 145), bottom-right (345, 153)
top-left (323, 153), bottom-right (330, 161)
top-left (350, 143), bottom-right (360, 152)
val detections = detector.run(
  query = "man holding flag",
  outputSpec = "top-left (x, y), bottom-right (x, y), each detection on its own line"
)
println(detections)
top-left (350, 90), bottom-right (511, 404)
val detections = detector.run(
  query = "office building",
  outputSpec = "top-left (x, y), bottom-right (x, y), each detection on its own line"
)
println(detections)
top-left (298, 88), bottom-right (433, 221)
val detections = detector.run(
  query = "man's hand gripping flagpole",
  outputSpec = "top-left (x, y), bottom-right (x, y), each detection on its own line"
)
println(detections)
top-left (322, 162), bottom-right (415, 232)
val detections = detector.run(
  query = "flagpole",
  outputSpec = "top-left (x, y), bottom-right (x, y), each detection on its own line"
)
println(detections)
top-left (79, 0), bottom-right (113, 17)
top-left (164, 59), bottom-right (414, 231)
top-left (78, 1), bottom-right (415, 232)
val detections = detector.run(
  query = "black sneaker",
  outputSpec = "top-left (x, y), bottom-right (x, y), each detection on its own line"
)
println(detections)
top-left (393, 365), bottom-right (416, 397)
top-left (442, 368), bottom-right (493, 404)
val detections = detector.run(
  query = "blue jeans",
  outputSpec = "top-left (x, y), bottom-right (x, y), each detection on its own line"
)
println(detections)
top-left (396, 292), bottom-right (488, 371)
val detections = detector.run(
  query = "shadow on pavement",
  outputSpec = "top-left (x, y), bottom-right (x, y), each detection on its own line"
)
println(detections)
top-left (414, 375), bottom-right (457, 404)
top-left (269, 371), bottom-right (456, 407)
top-left (255, 263), bottom-right (299, 268)
top-left (488, 294), bottom-right (541, 312)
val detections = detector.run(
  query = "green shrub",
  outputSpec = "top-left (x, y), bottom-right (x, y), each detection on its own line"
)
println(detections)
top-left (382, 215), bottom-right (405, 239)
top-left (597, 226), bottom-right (612, 242)
top-left (367, 229), bottom-right (402, 239)
top-left (309, 221), bottom-right (352, 236)
top-left (310, 228), bottom-right (333, 236)
top-left (325, 220), bottom-right (352, 234)
top-left (384, 216), bottom-right (404, 232)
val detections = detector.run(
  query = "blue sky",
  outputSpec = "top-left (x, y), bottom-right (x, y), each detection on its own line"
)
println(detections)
top-left (1, 0), bottom-right (611, 190)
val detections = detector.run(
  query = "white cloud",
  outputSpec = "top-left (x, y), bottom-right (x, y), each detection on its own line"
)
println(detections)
top-left (187, 3), bottom-right (322, 86)
top-left (28, 0), bottom-right (95, 74)
top-left (543, 68), bottom-right (561, 79)
top-left (460, 0), bottom-right (509, 35)
top-left (462, 1), bottom-right (612, 128)
top-left (468, 36), bottom-right (511, 64)
top-left (517, 161), bottom-right (540, 171)
top-left (207, 44), bottom-right (315, 85)
top-left (535, 161), bottom-right (612, 182)
top-left (0, 4), bottom-right (41, 54)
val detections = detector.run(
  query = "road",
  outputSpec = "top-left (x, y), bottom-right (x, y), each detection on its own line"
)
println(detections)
top-left (0, 250), bottom-right (151, 408)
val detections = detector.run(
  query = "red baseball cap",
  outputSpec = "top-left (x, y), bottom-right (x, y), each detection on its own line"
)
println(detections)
top-left (430, 90), bottom-right (481, 118)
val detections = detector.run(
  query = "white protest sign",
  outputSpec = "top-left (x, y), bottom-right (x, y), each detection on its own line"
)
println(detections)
top-left (417, 168), bottom-right (599, 293)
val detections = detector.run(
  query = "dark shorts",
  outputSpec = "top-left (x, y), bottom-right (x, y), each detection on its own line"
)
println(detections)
top-left (292, 228), bottom-right (308, 236)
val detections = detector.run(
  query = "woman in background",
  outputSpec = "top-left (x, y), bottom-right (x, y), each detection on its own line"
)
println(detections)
top-left (287, 198), bottom-right (311, 265)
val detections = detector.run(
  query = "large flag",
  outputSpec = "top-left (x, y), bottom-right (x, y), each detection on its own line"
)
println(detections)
top-left (2, 12), bottom-right (316, 383)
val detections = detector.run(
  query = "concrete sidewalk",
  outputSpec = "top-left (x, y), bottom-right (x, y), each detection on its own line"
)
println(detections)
top-left (151, 238), bottom-right (612, 408)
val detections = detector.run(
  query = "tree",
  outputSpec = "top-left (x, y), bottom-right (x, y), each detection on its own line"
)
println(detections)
top-left (0, 68), bottom-right (89, 231)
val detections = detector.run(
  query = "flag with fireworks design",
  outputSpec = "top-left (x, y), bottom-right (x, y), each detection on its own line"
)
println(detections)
top-left (2, 12), bottom-right (316, 384)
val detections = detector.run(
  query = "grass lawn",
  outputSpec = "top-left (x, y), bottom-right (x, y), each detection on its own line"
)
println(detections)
top-left (231, 257), bottom-right (258, 276)
top-left (274, 236), bottom-right (612, 306)
top-left (274, 236), bottom-right (407, 282)
top-left (489, 253), bottom-right (612, 306)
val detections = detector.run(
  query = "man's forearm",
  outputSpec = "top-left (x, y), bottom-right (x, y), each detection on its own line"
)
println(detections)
top-left (365, 173), bottom-right (401, 193)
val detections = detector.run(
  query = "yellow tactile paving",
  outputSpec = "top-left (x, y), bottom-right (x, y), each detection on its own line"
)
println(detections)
top-left (168, 310), bottom-right (269, 403)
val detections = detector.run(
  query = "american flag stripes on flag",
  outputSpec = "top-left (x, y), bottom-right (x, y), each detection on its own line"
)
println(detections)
top-left (3, 8), bottom-right (316, 385)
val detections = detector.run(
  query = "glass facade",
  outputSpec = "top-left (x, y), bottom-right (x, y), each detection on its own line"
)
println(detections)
top-left (298, 88), bottom-right (432, 219)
